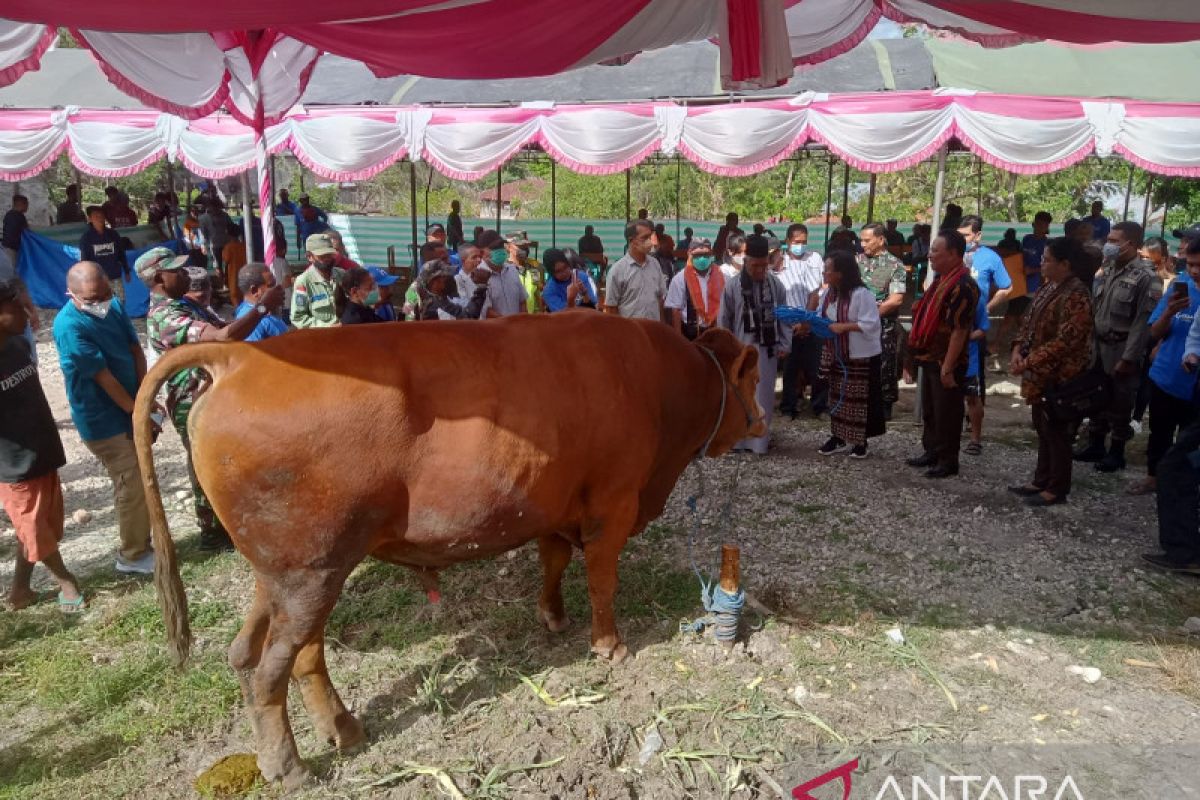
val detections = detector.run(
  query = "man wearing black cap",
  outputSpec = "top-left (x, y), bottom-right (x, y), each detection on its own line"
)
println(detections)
top-left (718, 234), bottom-right (791, 454)
top-left (665, 238), bottom-right (722, 340)
top-left (1172, 222), bottom-right (1200, 268)
top-left (476, 230), bottom-right (527, 317)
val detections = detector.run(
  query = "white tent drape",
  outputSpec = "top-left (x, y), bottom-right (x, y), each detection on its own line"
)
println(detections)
top-left (4, 92), bottom-right (1200, 181)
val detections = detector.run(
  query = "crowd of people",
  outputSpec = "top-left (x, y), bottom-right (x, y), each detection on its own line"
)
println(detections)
top-left (4, 188), bottom-right (1200, 613)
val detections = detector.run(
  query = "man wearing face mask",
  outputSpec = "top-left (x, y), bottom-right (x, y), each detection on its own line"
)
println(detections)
top-left (777, 223), bottom-right (827, 419)
top-left (859, 223), bottom-right (911, 420)
top-left (475, 230), bottom-right (527, 318)
top-left (291, 233), bottom-right (346, 329)
top-left (718, 234), bottom-right (791, 455)
top-left (665, 238), bottom-right (723, 341)
top-left (605, 219), bottom-right (667, 322)
top-left (53, 261), bottom-right (158, 575)
top-left (143, 256), bottom-right (285, 551)
top-left (1075, 221), bottom-right (1161, 472)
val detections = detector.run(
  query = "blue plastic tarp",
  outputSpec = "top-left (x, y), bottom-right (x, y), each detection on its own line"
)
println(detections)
top-left (17, 230), bottom-right (181, 318)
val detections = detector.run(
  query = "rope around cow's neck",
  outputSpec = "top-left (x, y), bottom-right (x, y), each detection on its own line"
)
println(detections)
top-left (694, 344), bottom-right (759, 459)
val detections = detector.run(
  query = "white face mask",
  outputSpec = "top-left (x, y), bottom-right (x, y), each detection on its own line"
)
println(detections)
top-left (732, 254), bottom-right (746, 266)
top-left (74, 295), bottom-right (112, 319)
top-left (1102, 242), bottom-right (1121, 261)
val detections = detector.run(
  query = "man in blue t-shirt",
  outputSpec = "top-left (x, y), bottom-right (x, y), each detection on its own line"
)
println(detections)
top-left (1021, 211), bottom-right (1052, 297)
top-left (234, 263), bottom-right (290, 342)
top-left (958, 215), bottom-right (1011, 447)
top-left (1085, 201), bottom-right (1111, 243)
top-left (79, 206), bottom-right (130, 303)
top-left (964, 301), bottom-right (989, 456)
top-left (52, 261), bottom-right (155, 575)
top-left (1136, 244), bottom-right (1200, 496)
top-left (1142, 239), bottom-right (1200, 574)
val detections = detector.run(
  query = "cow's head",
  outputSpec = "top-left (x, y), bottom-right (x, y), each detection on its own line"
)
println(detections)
top-left (693, 328), bottom-right (767, 456)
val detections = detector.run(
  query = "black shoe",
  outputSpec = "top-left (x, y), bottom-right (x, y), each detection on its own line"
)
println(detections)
top-left (1024, 493), bottom-right (1067, 507)
top-left (1140, 552), bottom-right (1200, 574)
top-left (849, 444), bottom-right (868, 459)
top-left (1095, 441), bottom-right (1127, 473)
top-left (198, 530), bottom-right (235, 552)
top-left (924, 465), bottom-right (959, 479)
top-left (906, 453), bottom-right (937, 468)
top-left (1072, 441), bottom-right (1106, 462)
top-left (818, 436), bottom-right (848, 456)
top-left (1007, 484), bottom-right (1044, 496)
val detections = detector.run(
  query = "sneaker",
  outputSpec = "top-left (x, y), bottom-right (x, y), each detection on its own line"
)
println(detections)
top-left (1130, 420), bottom-right (1143, 435)
top-left (115, 551), bottom-right (155, 575)
top-left (817, 436), bottom-right (848, 456)
top-left (849, 444), bottom-right (868, 459)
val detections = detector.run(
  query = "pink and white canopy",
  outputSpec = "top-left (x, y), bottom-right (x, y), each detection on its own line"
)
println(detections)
top-left (4, 1), bottom-right (1200, 119)
top-left (4, 92), bottom-right (1200, 182)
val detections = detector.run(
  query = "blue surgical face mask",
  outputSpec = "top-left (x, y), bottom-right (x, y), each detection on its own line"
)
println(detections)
top-left (692, 255), bottom-right (714, 272)
top-left (488, 248), bottom-right (508, 268)
top-left (789, 244), bottom-right (806, 257)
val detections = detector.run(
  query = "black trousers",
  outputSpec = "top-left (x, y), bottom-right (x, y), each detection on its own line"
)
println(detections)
top-left (1032, 403), bottom-right (1073, 497)
top-left (919, 362), bottom-right (966, 470)
top-left (1147, 382), bottom-right (1200, 477)
top-left (780, 335), bottom-right (828, 414)
top-left (1156, 417), bottom-right (1200, 563)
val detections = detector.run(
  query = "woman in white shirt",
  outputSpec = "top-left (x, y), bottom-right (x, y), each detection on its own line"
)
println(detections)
top-left (816, 250), bottom-right (885, 458)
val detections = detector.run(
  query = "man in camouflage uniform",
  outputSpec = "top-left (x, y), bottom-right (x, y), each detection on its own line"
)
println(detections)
top-left (291, 232), bottom-right (345, 328)
top-left (140, 253), bottom-right (285, 550)
top-left (857, 223), bottom-right (908, 418)
top-left (1075, 220), bottom-right (1161, 472)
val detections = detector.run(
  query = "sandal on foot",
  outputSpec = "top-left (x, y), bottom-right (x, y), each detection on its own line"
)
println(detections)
top-left (57, 592), bottom-right (86, 614)
top-left (965, 441), bottom-right (983, 456)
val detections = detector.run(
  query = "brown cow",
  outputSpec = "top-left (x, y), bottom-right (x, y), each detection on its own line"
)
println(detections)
top-left (133, 312), bottom-right (764, 787)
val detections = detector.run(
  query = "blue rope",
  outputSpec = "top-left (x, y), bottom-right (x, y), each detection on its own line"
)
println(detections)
top-left (681, 468), bottom-right (746, 644)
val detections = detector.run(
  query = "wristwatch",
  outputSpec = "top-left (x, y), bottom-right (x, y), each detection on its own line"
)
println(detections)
top-left (255, 303), bottom-right (268, 315)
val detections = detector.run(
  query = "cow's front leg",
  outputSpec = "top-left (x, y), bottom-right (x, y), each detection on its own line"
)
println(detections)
top-left (537, 534), bottom-right (573, 633)
top-left (581, 504), bottom-right (635, 664)
top-left (292, 630), bottom-right (365, 752)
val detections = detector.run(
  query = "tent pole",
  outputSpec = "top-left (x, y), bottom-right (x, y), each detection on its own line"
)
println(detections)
top-left (625, 168), bottom-right (631, 223)
top-left (424, 167), bottom-right (433, 232)
top-left (270, 154), bottom-right (277, 209)
top-left (866, 173), bottom-right (877, 223)
top-left (409, 160), bottom-right (418, 268)
top-left (919, 142), bottom-right (949, 423)
top-left (841, 162), bottom-right (850, 221)
top-left (675, 156), bottom-right (682, 241)
top-left (1141, 173), bottom-right (1155, 229)
top-left (975, 157), bottom-right (983, 215)
top-left (1160, 178), bottom-right (1172, 238)
top-left (551, 158), bottom-right (557, 248)
top-left (496, 166), bottom-right (502, 231)
top-left (240, 169), bottom-right (254, 262)
top-left (823, 155), bottom-right (834, 246)
top-left (1122, 163), bottom-right (1136, 220)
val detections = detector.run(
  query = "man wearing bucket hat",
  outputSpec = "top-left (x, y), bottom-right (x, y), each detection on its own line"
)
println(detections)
top-left (143, 250), bottom-right (284, 551)
top-left (419, 259), bottom-right (490, 321)
top-left (291, 232), bottom-right (346, 329)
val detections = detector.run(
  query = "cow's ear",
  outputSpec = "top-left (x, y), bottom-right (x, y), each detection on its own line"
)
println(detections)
top-left (731, 344), bottom-right (759, 383)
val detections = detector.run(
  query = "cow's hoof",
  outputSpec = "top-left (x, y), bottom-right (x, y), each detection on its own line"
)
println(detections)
top-left (333, 715), bottom-right (367, 752)
top-left (538, 606), bottom-right (571, 634)
top-left (258, 754), bottom-right (309, 789)
top-left (591, 641), bottom-right (629, 664)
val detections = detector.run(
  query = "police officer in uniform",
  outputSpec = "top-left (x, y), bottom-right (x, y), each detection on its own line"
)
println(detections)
top-left (1075, 221), bottom-right (1162, 472)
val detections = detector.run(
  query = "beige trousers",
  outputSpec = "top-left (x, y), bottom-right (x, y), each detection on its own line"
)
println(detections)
top-left (85, 433), bottom-right (152, 561)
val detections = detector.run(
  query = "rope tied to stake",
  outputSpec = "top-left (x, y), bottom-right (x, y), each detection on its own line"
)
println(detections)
top-left (681, 457), bottom-right (745, 644)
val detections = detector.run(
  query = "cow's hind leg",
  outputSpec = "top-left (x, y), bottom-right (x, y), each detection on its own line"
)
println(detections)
top-left (249, 568), bottom-right (347, 789)
top-left (292, 630), bottom-right (365, 751)
top-left (581, 500), bottom-right (637, 664)
top-left (537, 534), bottom-right (573, 633)
top-left (229, 577), bottom-right (271, 742)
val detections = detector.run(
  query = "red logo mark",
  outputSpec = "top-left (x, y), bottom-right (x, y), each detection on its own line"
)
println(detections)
top-left (792, 758), bottom-right (859, 800)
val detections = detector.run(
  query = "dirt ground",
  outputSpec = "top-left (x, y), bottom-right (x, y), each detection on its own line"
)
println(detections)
top-left (1, 318), bottom-right (1199, 800)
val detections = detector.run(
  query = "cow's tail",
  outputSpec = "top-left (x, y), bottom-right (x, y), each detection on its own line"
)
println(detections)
top-left (133, 343), bottom-right (235, 667)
